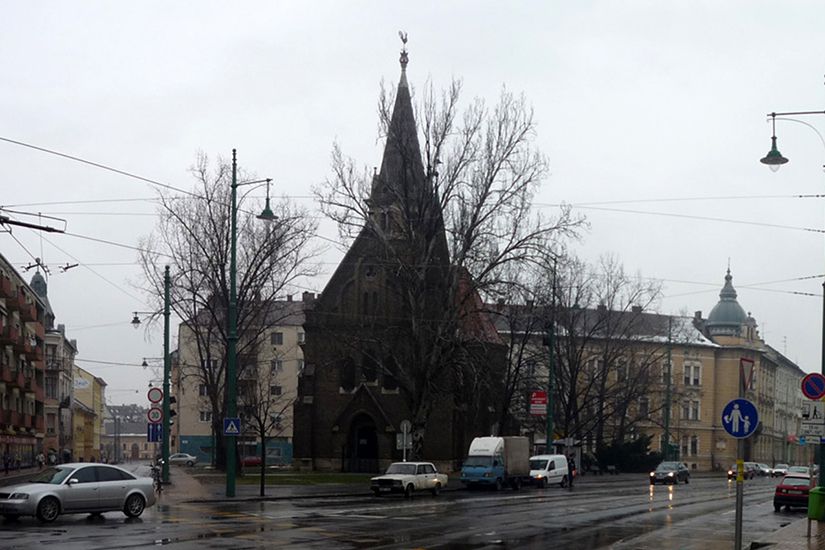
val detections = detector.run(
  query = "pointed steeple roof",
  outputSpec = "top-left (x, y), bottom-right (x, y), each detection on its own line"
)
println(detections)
top-left (374, 42), bottom-right (426, 200)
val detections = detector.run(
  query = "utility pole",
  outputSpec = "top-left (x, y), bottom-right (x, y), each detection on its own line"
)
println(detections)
top-left (545, 259), bottom-right (557, 453)
top-left (162, 266), bottom-right (171, 484)
top-left (663, 317), bottom-right (672, 460)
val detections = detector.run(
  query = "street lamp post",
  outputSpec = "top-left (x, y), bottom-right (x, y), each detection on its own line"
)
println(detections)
top-left (760, 108), bottom-right (825, 490)
top-left (225, 149), bottom-right (276, 498)
top-left (130, 267), bottom-right (172, 484)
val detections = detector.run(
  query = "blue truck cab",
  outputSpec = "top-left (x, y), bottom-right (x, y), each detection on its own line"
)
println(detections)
top-left (460, 436), bottom-right (529, 489)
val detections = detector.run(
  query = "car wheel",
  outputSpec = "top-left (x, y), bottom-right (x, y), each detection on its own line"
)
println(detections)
top-left (36, 496), bottom-right (60, 523)
top-left (404, 484), bottom-right (414, 499)
top-left (561, 475), bottom-right (569, 488)
top-left (774, 503), bottom-right (781, 513)
top-left (123, 493), bottom-right (146, 518)
top-left (432, 483), bottom-right (441, 496)
top-left (494, 478), bottom-right (503, 491)
top-left (186, 461), bottom-right (194, 467)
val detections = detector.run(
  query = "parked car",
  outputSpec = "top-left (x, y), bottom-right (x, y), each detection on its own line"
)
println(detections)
top-left (167, 453), bottom-right (198, 467)
top-left (529, 454), bottom-right (569, 488)
top-left (0, 463), bottom-right (155, 522)
top-left (649, 461), bottom-right (690, 485)
top-left (370, 462), bottom-right (448, 498)
top-left (241, 456), bottom-right (262, 467)
top-left (727, 463), bottom-right (755, 480)
top-left (774, 474), bottom-right (811, 512)
top-left (773, 464), bottom-right (789, 477)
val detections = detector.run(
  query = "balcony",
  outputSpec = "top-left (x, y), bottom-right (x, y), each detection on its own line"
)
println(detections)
top-left (0, 277), bottom-right (12, 299)
top-left (17, 293), bottom-right (37, 322)
top-left (0, 324), bottom-right (19, 346)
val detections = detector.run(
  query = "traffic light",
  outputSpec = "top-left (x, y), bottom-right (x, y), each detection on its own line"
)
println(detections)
top-left (169, 396), bottom-right (177, 426)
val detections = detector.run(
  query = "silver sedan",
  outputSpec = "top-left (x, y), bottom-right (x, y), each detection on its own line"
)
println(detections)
top-left (0, 463), bottom-right (156, 522)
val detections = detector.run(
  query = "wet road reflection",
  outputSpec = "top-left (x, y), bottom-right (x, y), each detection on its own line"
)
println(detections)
top-left (0, 474), bottom-right (790, 549)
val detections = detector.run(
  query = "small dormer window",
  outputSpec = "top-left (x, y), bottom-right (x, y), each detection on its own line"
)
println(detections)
top-left (365, 265), bottom-right (376, 280)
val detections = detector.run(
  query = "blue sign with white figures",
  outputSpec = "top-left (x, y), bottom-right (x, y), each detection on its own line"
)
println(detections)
top-left (223, 417), bottom-right (241, 436)
top-left (721, 398), bottom-right (759, 439)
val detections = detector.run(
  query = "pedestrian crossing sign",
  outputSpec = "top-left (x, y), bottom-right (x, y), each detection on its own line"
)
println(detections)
top-left (223, 417), bottom-right (241, 436)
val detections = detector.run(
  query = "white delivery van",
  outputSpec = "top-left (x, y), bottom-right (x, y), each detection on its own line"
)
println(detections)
top-left (529, 454), bottom-right (569, 488)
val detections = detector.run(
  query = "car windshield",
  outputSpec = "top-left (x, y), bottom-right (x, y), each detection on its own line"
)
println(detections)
top-left (463, 456), bottom-right (492, 468)
top-left (529, 459), bottom-right (548, 470)
top-left (28, 467), bottom-right (74, 485)
top-left (782, 476), bottom-right (811, 487)
top-left (385, 463), bottom-right (417, 475)
top-left (656, 462), bottom-right (679, 471)
top-left (789, 466), bottom-right (809, 473)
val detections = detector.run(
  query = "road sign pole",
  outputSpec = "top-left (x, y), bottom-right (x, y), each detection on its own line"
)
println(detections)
top-left (734, 357), bottom-right (752, 550)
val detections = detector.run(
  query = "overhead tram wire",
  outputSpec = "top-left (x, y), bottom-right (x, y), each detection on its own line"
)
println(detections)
top-left (0, 136), bottom-right (197, 197)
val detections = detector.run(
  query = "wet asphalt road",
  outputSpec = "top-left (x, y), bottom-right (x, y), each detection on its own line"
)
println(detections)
top-left (0, 473), bottom-right (802, 549)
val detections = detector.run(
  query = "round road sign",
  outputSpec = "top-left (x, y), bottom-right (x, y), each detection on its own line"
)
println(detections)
top-left (802, 373), bottom-right (825, 401)
top-left (147, 407), bottom-right (163, 423)
top-left (147, 387), bottom-right (163, 404)
top-left (721, 398), bottom-right (758, 439)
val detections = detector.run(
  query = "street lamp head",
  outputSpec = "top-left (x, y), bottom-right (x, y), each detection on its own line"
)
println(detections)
top-left (131, 312), bottom-right (141, 329)
top-left (760, 136), bottom-right (789, 171)
top-left (256, 178), bottom-right (278, 224)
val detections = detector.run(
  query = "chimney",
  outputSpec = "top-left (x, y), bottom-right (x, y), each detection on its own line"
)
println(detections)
top-left (302, 292), bottom-right (315, 302)
top-left (631, 305), bottom-right (642, 314)
top-left (694, 310), bottom-right (702, 320)
top-left (597, 303), bottom-right (607, 312)
top-left (286, 294), bottom-right (293, 302)
top-left (58, 323), bottom-right (65, 334)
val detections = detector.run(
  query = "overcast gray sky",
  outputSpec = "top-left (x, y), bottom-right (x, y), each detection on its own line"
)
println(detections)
top-left (3, 2), bottom-right (825, 405)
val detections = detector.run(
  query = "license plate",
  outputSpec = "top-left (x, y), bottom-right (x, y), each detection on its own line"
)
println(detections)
top-left (380, 487), bottom-right (391, 492)
top-left (788, 490), bottom-right (803, 494)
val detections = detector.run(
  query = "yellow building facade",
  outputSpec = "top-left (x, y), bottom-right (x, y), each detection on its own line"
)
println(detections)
top-left (72, 365), bottom-right (106, 462)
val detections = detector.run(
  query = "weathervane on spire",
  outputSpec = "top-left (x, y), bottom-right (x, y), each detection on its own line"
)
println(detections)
top-left (398, 31), bottom-right (409, 70)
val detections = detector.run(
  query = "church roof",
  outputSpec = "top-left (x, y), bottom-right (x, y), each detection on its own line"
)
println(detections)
top-left (706, 269), bottom-right (748, 329)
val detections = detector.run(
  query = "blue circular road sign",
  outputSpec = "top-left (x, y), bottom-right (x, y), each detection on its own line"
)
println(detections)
top-left (721, 398), bottom-right (759, 439)
top-left (802, 373), bottom-right (825, 400)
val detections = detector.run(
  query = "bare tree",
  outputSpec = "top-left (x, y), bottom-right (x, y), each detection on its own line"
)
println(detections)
top-left (139, 153), bottom-right (318, 469)
top-left (238, 361), bottom-right (293, 497)
top-left (315, 78), bottom-right (582, 458)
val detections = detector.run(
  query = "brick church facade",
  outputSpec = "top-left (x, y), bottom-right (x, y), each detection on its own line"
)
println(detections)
top-left (293, 47), bottom-right (506, 473)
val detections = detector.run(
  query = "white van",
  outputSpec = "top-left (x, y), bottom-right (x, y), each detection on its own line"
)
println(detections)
top-left (529, 454), bottom-right (569, 488)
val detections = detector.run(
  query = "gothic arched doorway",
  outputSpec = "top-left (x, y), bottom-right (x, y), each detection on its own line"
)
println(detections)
top-left (345, 413), bottom-right (378, 473)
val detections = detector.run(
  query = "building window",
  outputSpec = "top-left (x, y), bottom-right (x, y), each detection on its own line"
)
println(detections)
top-left (270, 332), bottom-right (283, 346)
top-left (680, 436), bottom-right (688, 457)
top-left (690, 400), bottom-right (700, 421)
top-left (271, 360), bottom-right (283, 373)
top-left (661, 362), bottom-right (671, 384)
top-left (690, 435), bottom-right (699, 456)
top-left (270, 385), bottom-right (282, 396)
top-left (639, 397), bottom-right (649, 418)
top-left (198, 384), bottom-right (208, 397)
top-left (340, 358), bottom-right (356, 391)
top-left (684, 364), bottom-right (701, 386)
top-left (199, 411), bottom-right (212, 422)
top-left (297, 332), bottom-right (305, 344)
top-left (200, 359), bottom-right (218, 370)
top-left (616, 361), bottom-right (627, 382)
top-left (362, 356), bottom-right (377, 383)
top-left (383, 356), bottom-right (398, 390)
top-left (297, 359), bottom-right (305, 373)
top-left (45, 375), bottom-right (58, 400)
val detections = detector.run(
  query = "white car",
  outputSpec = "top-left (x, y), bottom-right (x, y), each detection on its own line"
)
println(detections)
top-left (0, 463), bottom-right (155, 522)
top-left (370, 462), bottom-right (448, 498)
top-left (167, 453), bottom-right (198, 466)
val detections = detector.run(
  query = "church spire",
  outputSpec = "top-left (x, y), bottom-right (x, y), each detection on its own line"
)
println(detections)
top-left (374, 32), bottom-right (425, 200)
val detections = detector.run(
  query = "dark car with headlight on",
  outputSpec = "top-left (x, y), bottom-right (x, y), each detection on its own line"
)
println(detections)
top-left (649, 461), bottom-right (690, 485)
top-left (0, 463), bottom-right (155, 522)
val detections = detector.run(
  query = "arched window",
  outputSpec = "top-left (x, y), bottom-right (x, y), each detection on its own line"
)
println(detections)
top-left (340, 358), bottom-right (356, 391)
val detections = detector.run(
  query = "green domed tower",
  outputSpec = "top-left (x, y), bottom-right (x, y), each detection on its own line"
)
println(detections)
top-left (705, 269), bottom-right (748, 338)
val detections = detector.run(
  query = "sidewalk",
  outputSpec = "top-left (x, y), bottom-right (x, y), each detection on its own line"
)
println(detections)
top-left (750, 518), bottom-right (825, 549)
top-left (0, 466), bottom-right (45, 487)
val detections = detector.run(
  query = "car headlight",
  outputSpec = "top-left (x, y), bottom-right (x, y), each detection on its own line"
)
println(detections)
top-left (483, 472), bottom-right (493, 478)
top-left (667, 472), bottom-right (674, 477)
top-left (9, 493), bottom-right (29, 500)
top-left (534, 475), bottom-right (544, 480)
top-left (649, 472), bottom-right (655, 476)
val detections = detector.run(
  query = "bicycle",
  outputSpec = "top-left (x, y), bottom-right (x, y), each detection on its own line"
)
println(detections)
top-left (150, 461), bottom-right (163, 494)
